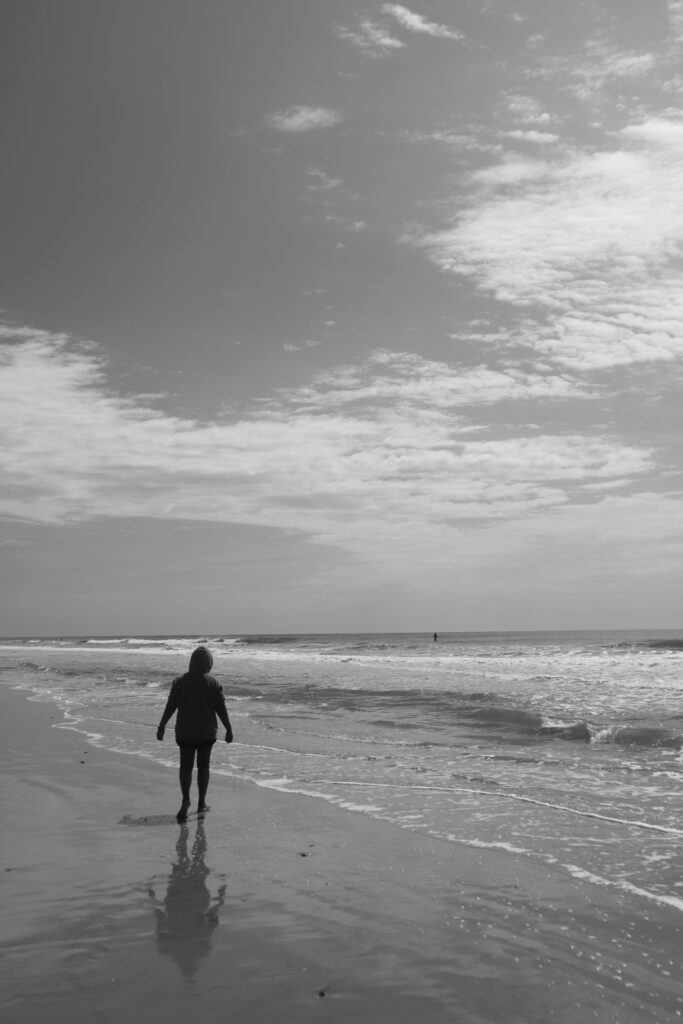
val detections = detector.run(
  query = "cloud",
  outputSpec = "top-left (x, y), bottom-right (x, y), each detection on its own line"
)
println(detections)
top-left (438, 491), bottom-right (683, 607)
top-left (307, 168), bottom-right (342, 190)
top-left (335, 18), bottom-right (405, 58)
top-left (526, 25), bottom-right (680, 113)
top-left (505, 130), bottom-right (560, 145)
top-left (0, 329), bottom-right (654, 568)
top-left (283, 339), bottom-right (320, 352)
top-left (323, 214), bottom-right (367, 232)
top-left (559, 42), bottom-right (657, 103)
top-left (265, 106), bottom-right (343, 133)
top-left (400, 127), bottom-right (504, 157)
top-left (504, 93), bottom-right (555, 127)
top-left (669, 0), bottom-right (683, 45)
top-left (414, 115), bottom-right (683, 371)
top-left (284, 349), bottom-right (593, 409)
top-left (336, 5), bottom-right (461, 60)
top-left (381, 4), bottom-right (462, 40)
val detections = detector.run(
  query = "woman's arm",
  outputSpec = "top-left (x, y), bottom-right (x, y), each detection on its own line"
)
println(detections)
top-left (212, 684), bottom-right (233, 743)
top-left (156, 683), bottom-right (178, 740)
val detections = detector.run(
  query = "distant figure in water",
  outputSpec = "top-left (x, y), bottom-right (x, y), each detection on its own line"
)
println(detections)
top-left (433, 633), bottom-right (438, 642)
top-left (157, 646), bottom-right (233, 822)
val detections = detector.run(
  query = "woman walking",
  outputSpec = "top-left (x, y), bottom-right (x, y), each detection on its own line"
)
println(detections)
top-left (156, 646), bottom-right (233, 822)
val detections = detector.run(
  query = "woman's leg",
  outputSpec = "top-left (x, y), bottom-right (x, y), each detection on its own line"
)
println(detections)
top-left (196, 743), bottom-right (213, 811)
top-left (178, 745), bottom-right (196, 821)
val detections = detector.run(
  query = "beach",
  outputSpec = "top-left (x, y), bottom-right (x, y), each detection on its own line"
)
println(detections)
top-left (2, 683), bottom-right (682, 1023)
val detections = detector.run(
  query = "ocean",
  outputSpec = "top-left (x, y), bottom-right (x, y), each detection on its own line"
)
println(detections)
top-left (2, 629), bottom-right (682, 915)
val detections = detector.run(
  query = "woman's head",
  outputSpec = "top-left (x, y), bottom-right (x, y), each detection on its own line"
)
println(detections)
top-left (189, 646), bottom-right (213, 674)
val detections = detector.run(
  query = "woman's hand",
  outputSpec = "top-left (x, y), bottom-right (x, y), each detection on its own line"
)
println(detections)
top-left (225, 729), bottom-right (233, 744)
top-left (156, 726), bottom-right (165, 741)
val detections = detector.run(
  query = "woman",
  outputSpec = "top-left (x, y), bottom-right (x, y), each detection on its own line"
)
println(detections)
top-left (156, 646), bottom-right (233, 822)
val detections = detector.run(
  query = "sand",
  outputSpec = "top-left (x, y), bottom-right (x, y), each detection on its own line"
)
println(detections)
top-left (1, 685), bottom-right (682, 1024)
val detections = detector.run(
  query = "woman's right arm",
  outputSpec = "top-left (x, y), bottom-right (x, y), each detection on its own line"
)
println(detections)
top-left (156, 683), bottom-right (178, 740)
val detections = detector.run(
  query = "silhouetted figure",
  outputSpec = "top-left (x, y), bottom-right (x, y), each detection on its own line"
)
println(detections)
top-left (433, 633), bottom-right (438, 642)
top-left (157, 646), bottom-right (233, 822)
top-left (148, 819), bottom-right (226, 982)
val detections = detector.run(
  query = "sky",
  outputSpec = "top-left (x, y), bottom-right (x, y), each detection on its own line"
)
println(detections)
top-left (2, 0), bottom-right (683, 635)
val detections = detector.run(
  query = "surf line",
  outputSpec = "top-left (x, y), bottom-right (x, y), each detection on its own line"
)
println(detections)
top-left (461, 840), bottom-right (683, 914)
top-left (561, 863), bottom-right (683, 914)
top-left (301, 780), bottom-right (683, 837)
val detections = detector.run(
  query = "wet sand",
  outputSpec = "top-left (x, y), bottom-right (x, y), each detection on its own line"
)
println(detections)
top-left (1, 685), bottom-right (682, 1024)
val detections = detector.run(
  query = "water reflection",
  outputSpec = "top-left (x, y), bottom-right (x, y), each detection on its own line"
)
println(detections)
top-left (148, 819), bottom-right (226, 982)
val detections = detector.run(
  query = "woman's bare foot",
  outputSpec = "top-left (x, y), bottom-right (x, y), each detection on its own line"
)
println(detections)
top-left (176, 799), bottom-right (191, 823)
top-left (197, 803), bottom-right (210, 815)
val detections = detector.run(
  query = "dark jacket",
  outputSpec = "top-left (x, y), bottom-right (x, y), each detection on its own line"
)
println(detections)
top-left (159, 672), bottom-right (232, 744)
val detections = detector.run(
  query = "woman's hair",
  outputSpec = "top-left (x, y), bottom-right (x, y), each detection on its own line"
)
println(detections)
top-left (188, 646), bottom-right (213, 674)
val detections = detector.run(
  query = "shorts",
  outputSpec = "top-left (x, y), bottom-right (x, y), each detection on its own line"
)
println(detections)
top-left (177, 740), bottom-right (215, 773)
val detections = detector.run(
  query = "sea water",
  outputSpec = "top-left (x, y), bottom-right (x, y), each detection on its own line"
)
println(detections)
top-left (1, 630), bottom-right (682, 914)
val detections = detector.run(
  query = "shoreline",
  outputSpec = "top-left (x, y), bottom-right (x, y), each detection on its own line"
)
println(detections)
top-left (1, 685), bottom-right (682, 1023)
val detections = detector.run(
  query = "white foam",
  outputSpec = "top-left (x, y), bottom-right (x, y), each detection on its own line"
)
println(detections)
top-left (562, 863), bottom-right (683, 914)
top-left (461, 838), bottom-right (532, 857)
top-left (0, 642), bottom-right (180, 656)
top-left (415, 833), bottom-right (683, 914)
top-left (541, 716), bottom-right (574, 729)
top-left (256, 777), bottom-right (383, 813)
top-left (297, 779), bottom-right (683, 837)
top-left (54, 722), bottom-right (107, 745)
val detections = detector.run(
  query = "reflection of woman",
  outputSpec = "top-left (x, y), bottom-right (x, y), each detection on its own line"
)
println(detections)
top-left (156, 647), bottom-right (233, 822)
top-left (148, 820), bottom-right (226, 982)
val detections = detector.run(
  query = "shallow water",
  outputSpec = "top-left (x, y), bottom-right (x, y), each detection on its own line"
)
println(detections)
top-left (2, 629), bottom-right (682, 915)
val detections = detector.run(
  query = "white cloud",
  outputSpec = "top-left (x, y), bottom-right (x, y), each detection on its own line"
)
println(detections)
top-left (382, 4), bottom-right (462, 40)
top-left (564, 43), bottom-right (657, 102)
top-left (581, 478), bottom-right (631, 491)
top-left (323, 214), bottom-right (367, 232)
top-left (415, 116), bottom-right (683, 371)
top-left (661, 71), bottom-right (683, 94)
top-left (283, 340), bottom-right (320, 352)
top-left (469, 156), bottom-right (551, 187)
top-left (667, 0), bottom-right (683, 46)
top-left (265, 106), bottom-right (343, 133)
top-left (335, 18), bottom-right (405, 57)
top-left (505, 130), bottom-right (560, 145)
top-left (400, 127), bottom-right (504, 156)
top-left (0, 330), bottom-right (653, 565)
top-left (307, 168), bottom-right (342, 190)
top-left (285, 349), bottom-right (592, 409)
top-left (504, 93), bottom-right (555, 127)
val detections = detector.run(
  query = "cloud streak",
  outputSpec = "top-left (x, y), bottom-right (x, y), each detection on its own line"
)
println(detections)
top-left (335, 17), bottom-right (405, 58)
top-left (337, 5), bottom-right (462, 57)
top-left (382, 4), bottom-right (462, 40)
top-left (265, 106), bottom-right (343, 133)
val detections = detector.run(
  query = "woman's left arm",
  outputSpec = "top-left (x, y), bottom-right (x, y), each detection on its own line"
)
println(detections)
top-left (212, 683), bottom-right (233, 743)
